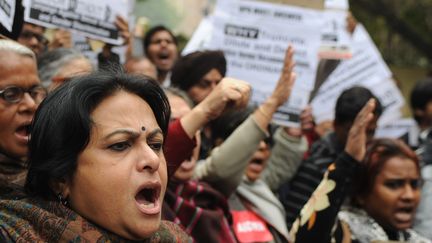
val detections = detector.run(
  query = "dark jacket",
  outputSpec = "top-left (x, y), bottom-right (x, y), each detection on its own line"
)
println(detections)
top-left (278, 132), bottom-right (343, 228)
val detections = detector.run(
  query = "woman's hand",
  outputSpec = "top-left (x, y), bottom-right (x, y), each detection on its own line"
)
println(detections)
top-left (284, 105), bottom-right (314, 137)
top-left (197, 77), bottom-right (251, 122)
top-left (48, 29), bottom-right (72, 50)
top-left (254, 45), bottom-right (296, 130)
top-left (180, 78), bottom-right (251, 138)
top-left (269, 45), bottom-right (296, 107)
top-left (344, 98), bottom-right (376, 161)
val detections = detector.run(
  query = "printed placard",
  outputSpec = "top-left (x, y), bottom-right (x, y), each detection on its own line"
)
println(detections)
top-left (24, 0), bottom-right (128, 45)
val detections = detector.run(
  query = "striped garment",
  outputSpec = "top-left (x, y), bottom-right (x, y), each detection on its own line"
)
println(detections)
top-left (163, 180), bottom-right (237, 243)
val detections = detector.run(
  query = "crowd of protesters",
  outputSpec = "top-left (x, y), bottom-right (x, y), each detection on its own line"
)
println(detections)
top-left (1, 3), bottom-right (432, 243)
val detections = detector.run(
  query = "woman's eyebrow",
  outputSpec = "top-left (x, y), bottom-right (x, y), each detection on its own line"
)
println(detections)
top-left (147, 128), bottom-right (163, 139)
top-left (103, 129), bottom-right (140, 140)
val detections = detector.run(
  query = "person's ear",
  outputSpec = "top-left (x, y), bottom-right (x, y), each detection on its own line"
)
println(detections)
top-left (49, 177), bottom-right (70, 198)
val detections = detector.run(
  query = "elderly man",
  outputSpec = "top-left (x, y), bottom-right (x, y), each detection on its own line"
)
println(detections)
top-left (0, 40), bottom-right (46, 189)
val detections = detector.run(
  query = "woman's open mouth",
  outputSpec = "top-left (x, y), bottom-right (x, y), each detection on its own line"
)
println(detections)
top-left (135, 182), bottom-right (161, 215)
top-left (15, 122), bottom-right (31, 143)
top-left (248, 159), bottom-right (265, 172)
top-left (394, 206), bottom-right (415, 225)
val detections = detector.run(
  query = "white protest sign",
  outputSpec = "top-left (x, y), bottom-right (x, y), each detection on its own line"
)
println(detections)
top-left (182, 17), bottom-right (214, 55)
top-left (205, 0), bottom-right (322, 127)
top-left (324, 0), bottom-right (348, 10)
top-left (24, 0), bottom-right (128, 45)
top-left (0, 0), bottom-right (15, 31)
top-left (311, 24), bottom-right (399, 124)
top-left (375, 118), bottom-right (420, 148)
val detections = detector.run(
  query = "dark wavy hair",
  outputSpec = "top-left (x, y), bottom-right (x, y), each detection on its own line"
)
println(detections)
top-left (24, 71), bottom-right (171, 199)
top-left (353, 138), bottom-right (420, 200)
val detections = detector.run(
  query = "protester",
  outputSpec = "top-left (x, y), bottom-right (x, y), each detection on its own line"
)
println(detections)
top-left (163, 46), bottom-right (296, 243)
top-left (98, 44), bottom-right (121, 71)
top-left (410, 77), bottom-right (432, 139)
top-left (171, 50), bottom-right (226, 105)
top-left (278, 86), bottom-right (383, 228)
top-left (37, 48), bottom-right (93, 91)
top-left (143, 25), bottom-right (178, 85)
top-left (0, 40), bottom-right (46, 190)
top-left (124, 57), bottom-right (158, 80)
top-left (170, 50), bottom-right (227, 159)
top-left (411, 77), bottom-right (432, 239)
top-left (0, 72), bottom-right (191, 242)
top-left (17, 23), bottom-right (46, 56)
top-left (290, 105), bottom-right (430, 243)
top-left (210, 105), bottom-right (308, 243)
top-left (339, 138), bottom-right (428, 242)
top-left (414, 159), bottom-right (432, 240)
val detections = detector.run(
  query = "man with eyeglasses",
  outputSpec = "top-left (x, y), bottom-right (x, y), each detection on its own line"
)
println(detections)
top-left (0, 39), bottom-right (46, 191)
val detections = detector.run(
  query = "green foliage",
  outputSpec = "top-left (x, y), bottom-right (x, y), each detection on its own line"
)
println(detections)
top-left (133, 0), bottom-right (181, 30)
top-left (350, 0), bottom-right (432, 68)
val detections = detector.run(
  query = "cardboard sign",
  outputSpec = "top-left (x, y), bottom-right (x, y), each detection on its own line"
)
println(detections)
top-left (232, 210), bottom-right (274, 243)
top-left (24, 0), bottom-right (128, 45)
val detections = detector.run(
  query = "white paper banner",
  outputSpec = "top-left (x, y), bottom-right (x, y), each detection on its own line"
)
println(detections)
top-left (311, 24), bottom-right (401, 124)
top-left (375, 118), bottom-right (420, 148)
top-left (182, 16), bottom-right (214, 55)
top-left (202, 0), bottom-right (323, 127)
top-left (24, 0), bottom-right (128, 45)
top-left (0, 0), bottom-right (15, 32)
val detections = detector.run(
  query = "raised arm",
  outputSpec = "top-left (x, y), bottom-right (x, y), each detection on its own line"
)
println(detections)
top-left (291, 99), bottom-right (376, 243)
top-left (194, 46), bottom-right (297, 196)
top-left (164, 78), bottom-right (250, 174)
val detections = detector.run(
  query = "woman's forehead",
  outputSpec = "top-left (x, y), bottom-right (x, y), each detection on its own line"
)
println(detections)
top-left (91, 91), bottom-right (158, 129)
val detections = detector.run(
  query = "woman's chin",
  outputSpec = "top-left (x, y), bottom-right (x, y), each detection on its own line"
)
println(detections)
top-left (122, 218), bottom-right (162, 241)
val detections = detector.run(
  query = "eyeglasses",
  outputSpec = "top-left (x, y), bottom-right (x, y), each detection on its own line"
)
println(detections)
top-left (20, 31), bottom-right (47, 43)
top-left (0, 86), bottom-right (47, 104)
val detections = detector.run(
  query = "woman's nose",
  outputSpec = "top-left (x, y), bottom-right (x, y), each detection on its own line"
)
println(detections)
top-left (401, 183), bottom-right (416, 200)
top-left (137, 144), bottom-right (160, 173)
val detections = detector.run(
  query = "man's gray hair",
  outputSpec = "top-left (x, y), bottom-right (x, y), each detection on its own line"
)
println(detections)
top-left (37, 48), bottom-right (89, 88)
top-left (0, 39), bottom-right (35, 60)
